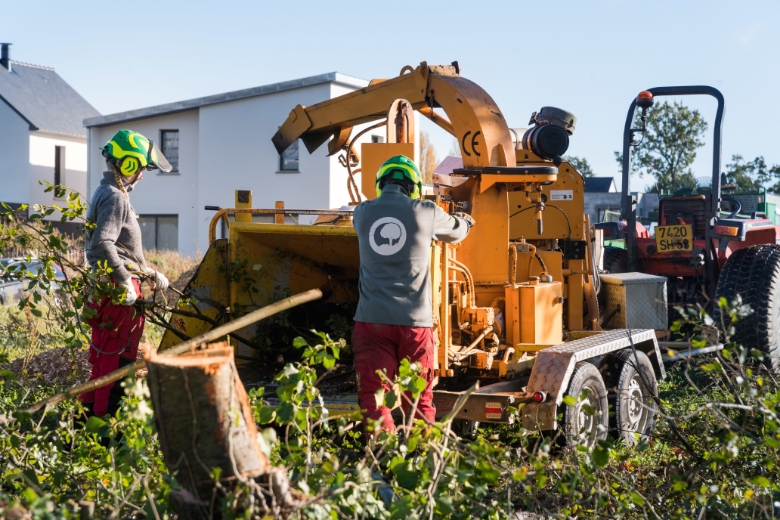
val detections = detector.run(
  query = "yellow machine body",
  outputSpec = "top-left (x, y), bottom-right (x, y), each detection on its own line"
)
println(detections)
top-left (505, 281), bottom-right (563, 347)
top-left (160, 62), bottom-right (603, 384)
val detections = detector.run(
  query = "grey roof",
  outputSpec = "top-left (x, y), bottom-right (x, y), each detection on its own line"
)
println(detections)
top-left (84, 72), bottom-right (368, 128)
top-left (584, 177), bottom-right (617, 193)
top-left (0, 61), bottom-right (100, 137)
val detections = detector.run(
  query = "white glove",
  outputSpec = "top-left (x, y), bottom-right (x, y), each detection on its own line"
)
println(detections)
top-left (453, 212), bottom-right (476, 228)
top-left (145, 268), bottom-right (169, 291)
top-left (120, 278), bottom-right (138, 306)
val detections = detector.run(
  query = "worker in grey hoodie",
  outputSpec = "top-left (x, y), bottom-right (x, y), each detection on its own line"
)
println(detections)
top-left (352, 154), bottom-right (474, 434)
top-left (80, 129), bottom-right (172, 417)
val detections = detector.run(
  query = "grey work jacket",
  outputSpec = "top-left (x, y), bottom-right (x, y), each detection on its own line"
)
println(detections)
top-left (86, 172), bottom-right (147, 282)
top-left (353, 184), bottom-right (471, 327)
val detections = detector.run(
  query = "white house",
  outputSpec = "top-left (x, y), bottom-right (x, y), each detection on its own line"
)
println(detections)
top-left (84, 72), bottom-right (403, 256)
top-left (0, 43), bottom-right (100, 232)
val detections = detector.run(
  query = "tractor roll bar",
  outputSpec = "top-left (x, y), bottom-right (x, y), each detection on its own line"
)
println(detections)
top-left (620, 86), bottom-right (725, 298)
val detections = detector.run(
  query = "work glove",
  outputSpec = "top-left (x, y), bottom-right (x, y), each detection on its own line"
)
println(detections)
top-left (453, 212), bottom-right (476, 228)
top-left (144, 267), bottom-right (169, 291)
top-left (119, 278), bottom-right (138, 306)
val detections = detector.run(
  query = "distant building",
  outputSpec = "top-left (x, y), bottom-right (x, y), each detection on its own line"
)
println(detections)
top-left (85, 73), bottom-right (398, 256)
top-left (582, 176), bottom-right (658, 225)
top-left (0, 43), bottom-right (100, 232)
top-left (584, 177), bottom-right (617, 193)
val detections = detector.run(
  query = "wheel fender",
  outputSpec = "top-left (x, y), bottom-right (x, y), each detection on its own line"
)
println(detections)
top-left (521, 329), bottom-right (663, 431)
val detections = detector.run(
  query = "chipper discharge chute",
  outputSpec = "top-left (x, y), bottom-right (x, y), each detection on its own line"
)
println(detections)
top-left (160, 62), bottom-right (671, 448)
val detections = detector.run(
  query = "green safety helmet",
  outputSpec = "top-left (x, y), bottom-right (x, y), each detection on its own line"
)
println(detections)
top-left (376, 154), bottom-right (423, 199)
top-left (102, 129), bottom-right (172, 175)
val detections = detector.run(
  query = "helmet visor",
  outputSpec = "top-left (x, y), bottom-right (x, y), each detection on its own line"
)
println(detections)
top-left (147, 141), bottom-right (172, 172)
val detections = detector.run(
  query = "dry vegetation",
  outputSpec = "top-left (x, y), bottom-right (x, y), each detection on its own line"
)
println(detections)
top-left (0, 249), bottom-right (201, 388)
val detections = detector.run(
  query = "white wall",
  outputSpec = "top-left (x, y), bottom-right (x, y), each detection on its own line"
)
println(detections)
top-left (584, 191), bottom-right (659, 224)
top-left (197, 82), bottom-right (338, 248)
top-left (88, 110), bottom-right (200, 256)
top-left (29, 132), bottom-right (88, 219)
top-left (86, 79), bottom-right (408, 255)
top-left (0, 100), bottom-right (31, 205)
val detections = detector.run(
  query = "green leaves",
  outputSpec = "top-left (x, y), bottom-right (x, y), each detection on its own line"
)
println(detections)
top-left (749, 476), bottom-right (771, 488)
top-left (294, 332), bottom-right (343, 370)
top-left (562, 395), bottom-right (578, 408)
top-left (391, 461), bottom-right (418, 490)
top-left (85, 415), bottom-right (106, 434)
top-left (617, 100), bottom-right (709, 194)
top-left (591, 444), bottom-right (610, 468)
top-left (396, 358), bottom-right (427, 399)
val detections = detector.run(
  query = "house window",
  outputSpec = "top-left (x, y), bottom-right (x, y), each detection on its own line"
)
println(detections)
top-left (160, 130), bottom-right (179, 172)
top-left (138, 215), bottom-right (179, 251)
top-left (371, 135), bottom-right (385, 143)
top-left (279, 139), bottom-right (299, 172)
top-left (54, 146), bottom-right (65, 187)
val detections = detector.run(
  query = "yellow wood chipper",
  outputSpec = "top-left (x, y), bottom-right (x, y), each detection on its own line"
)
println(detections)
top-left (158, 62), bottom-right (701, 448)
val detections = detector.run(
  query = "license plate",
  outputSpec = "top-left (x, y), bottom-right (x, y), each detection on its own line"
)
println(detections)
top-left (655, 224), bottom-right (693, 252)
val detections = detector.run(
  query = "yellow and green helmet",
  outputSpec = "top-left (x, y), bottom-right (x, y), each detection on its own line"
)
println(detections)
top-left (102, 129), bottom-right (172, 175)
top-left (376, 154), bottom-right (423, 199)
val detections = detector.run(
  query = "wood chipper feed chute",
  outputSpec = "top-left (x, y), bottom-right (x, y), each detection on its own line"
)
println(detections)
top-left (225, 223), bottom-right (360, 359)
top-left (158, 239), bottom-right (230, 352)
top-left (158, 223), bottom-right (360, 359)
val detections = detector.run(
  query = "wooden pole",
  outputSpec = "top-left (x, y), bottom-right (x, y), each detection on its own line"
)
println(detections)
top-left (0, 288), bottom-right (323, 424)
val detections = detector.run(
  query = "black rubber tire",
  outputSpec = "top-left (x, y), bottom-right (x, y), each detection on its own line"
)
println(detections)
top-left (714, 244), bottom-right (780, 373)
top-left (600, 349), bottom-right (658, 445)
top-left (562, 362), bottom-right (609, 448)
top-left (452, 419), bottom-right (479, 437)
top-left (602, 246), bottom-right (628, 274)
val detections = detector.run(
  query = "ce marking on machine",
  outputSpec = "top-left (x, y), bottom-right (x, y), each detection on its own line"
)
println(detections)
top-left (461, 130), bottom-right (482, 157)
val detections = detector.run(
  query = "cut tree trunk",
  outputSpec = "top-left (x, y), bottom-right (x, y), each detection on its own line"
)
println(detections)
top-left (146, 342), bottom-right (283, 516)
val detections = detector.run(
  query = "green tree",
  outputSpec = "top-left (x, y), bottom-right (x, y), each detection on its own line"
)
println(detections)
top-left (725, 154), bottom-right (780, 193)
top-left (563, 155), bottom-right (595, 177)
top-left (615, 101), bottom-right (708, 193)
top-left (418, 131), bottom-right (437, 184)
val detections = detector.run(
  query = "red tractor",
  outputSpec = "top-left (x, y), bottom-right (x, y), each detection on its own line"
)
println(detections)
top-left (605, 86), bottom-right (780, 371)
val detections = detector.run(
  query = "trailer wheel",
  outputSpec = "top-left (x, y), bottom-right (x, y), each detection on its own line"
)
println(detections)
top-left (602, 246), bottom-right (628, 274)
top-left (600, 349), bottom-right (658, 445)
top-left (715, 244), bottom-right (780, 373)
top-left (452, 419), bottom-right (479, 437)
top-left (562, 362), bottom-right (609, 448)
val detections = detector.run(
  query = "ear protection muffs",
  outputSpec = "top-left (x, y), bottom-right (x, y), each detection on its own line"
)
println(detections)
top-left (120, 157), bottom-right (140, 176)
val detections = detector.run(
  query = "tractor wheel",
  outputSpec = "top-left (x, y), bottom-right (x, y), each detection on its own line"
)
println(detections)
top-left (562, 362), bottom-right (609, 448)
top-left (600, 349), bottom-right (658, 445)
top-left (602, 246), bottom-right (628, 274)
top-left (715, 244), bottom-right (780, 373)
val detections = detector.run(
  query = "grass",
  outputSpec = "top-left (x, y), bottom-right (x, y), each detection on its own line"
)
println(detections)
top-left (143, 249), bottom-right (201, 285)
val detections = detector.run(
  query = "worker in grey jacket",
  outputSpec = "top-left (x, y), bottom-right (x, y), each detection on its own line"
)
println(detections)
top-left (352, 154), bottom-right (473, 433)
top-left (81, 129), bottom-right (172, 417)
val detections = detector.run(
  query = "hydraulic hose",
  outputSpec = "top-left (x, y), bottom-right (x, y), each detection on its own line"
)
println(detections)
top-left (449, 258), bottom-right (476, 307)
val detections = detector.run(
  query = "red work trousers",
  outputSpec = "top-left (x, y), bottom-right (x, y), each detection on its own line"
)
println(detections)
top-left (352, 321), bottom-right (435, 432)
top-left (80, 278), bottom-right (145, 417)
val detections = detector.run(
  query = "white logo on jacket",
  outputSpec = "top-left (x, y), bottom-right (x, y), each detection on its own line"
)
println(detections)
top-left (368, 217), bottom-right (407, 256)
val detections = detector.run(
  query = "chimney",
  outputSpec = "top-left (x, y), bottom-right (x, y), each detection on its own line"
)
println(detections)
top-left (1, 43), bottom-right (11, 71)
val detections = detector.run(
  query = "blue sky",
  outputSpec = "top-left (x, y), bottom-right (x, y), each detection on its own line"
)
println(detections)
top-left (5, 0), bottom-right (779, 191)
